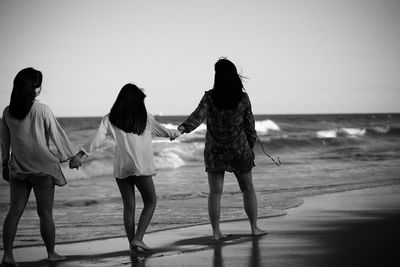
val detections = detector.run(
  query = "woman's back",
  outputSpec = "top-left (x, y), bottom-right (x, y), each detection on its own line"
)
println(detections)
top-left (81, 113), bottom-right (177, 178)
top-left (107, 114), bottom-right (155, 176)
top-left (207, 91), bottom-right (250, 143)
top-left (180, 90), bottom-right (257, 173)
top-left (3, 102), bottom-right (76, 185)
top-left (5, 102), bottom-right (51, 158)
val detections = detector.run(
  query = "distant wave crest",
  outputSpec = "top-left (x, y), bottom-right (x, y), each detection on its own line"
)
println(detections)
top-left (255, 120), bottom-right (281, 134)
top-left (317, 125), bottom-right (400, 139)
top-left (161, 119), bottom-right (281, 136)
top-left (367, 125), bottom-right (400, 135)
top-left (317, 128), bottom-right (366, 139)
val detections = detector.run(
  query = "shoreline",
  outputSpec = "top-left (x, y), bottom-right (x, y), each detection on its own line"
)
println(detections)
top-left (1, 184), bottom-right (400, 266)
top-left (1, 200), bottom-right (293, 250)
top-left (2, 180), bottom-right (399, 250)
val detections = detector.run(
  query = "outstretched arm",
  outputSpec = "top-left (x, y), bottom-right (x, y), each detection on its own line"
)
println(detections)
top-left (43, 106), bottom-right (77, 162)
top-left (178, 93), bottom-right (209, 133)
top-left (81, 115), bottom-right (109, 155)
top-left (149, 114), bottom-right (181, 140)
top-left (69, 115), bottom-right (109, 169)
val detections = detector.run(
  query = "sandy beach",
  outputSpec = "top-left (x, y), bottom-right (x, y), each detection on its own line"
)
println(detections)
top-left (1, 184), bottom-right (399, 267)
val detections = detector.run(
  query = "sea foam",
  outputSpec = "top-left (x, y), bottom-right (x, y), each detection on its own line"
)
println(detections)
top-left (317, 128), bottom-right (366, 138)
top-left (161, 119), bottom-right (281, 135)
top-left (255, 120), bottom-right (281, 134)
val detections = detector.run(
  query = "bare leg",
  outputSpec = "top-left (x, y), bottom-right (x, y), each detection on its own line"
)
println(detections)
top-left (132, 176), bottom-right (156, 251)
top-left (115, 177), bottom-right (136, 254)
top-left (235, 172), bottom-right (266, 236)
top-left (2, 178), bottom-right (32, 267)
top-left (31, 176), bottom-right (66, 261)
top-left (207, 172), bottom-right (225, 240)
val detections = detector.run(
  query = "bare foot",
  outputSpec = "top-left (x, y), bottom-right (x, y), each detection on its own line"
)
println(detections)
top-left (252, 227), bottom-right (267, 236)
top-left (131, 239), bottom-right (151, 251)
top-left (48, 252), bottom-right (67, 262)
top-left (2, 255), bottom-right (19, 267)
top-left (212, 231), bottom-right (226, 241)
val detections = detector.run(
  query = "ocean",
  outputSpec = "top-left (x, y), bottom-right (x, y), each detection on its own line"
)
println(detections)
top-left (1, 113), bottom-right (400, 248)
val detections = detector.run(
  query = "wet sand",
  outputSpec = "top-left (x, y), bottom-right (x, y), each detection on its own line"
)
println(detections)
top-left (1, 185), bottom-right (400, 266)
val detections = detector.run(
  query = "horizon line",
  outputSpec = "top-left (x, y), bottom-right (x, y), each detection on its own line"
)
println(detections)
top-left (52, 111), bottom-right (400, 118)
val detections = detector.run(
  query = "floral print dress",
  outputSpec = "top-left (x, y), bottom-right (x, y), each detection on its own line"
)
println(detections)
top-left (180, 91), bottom-right (257, 173)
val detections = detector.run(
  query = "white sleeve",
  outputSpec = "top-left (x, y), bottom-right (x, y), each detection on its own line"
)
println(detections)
top-left (148, 114), bottom-right (175, 138)
top-left (43, 106), bottom-right (77, 162)
top-left (81, 115), bottom-right (109, 156)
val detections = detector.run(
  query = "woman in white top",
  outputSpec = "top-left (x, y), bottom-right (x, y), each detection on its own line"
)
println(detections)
top-left (1, 68), bottom-right (76, 266)
top-left (69, 83), bottom-right (181, 256)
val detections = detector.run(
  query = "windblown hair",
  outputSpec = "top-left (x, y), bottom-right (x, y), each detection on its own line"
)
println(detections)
top-left (109, 83), bottom-right (148, 135)
top-left (9, 67), bottom-right (42, 120)
top-left (211, 57), bottom-right (244, 109)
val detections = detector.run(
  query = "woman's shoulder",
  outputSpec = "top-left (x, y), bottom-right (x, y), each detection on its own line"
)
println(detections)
top-left (202, 90), bottom-right (214, 101)
top-left (145, 112), bottom-right (153, 122)
top-left (204, 89), bottom-right (213, 96)
top-left (2, 106), bottom-right (10, 122)
top-left (32, 101), bottom-right (51, 112)
top-left (30, 102), bottom-right (54, 118)
top-left (2, 106), bottom-right (9, 116)
top-left (101, 113), bottom-right (111, 126)
top-left (146, 113), bottom-right (157, 127)
top-left (241, 92), bottom-right (251, 103)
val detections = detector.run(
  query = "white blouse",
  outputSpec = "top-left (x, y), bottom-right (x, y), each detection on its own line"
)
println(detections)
top-left (81, 113), bottom-right (178, 179)
top-left (1, 102), bottom-right (76, 186)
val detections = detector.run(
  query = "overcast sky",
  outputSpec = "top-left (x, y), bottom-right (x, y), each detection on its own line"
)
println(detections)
top-left (1, 0), bottom-right (399, 116)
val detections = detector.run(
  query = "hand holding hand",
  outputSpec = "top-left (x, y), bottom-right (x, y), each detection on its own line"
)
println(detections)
top-left (178, 125), bottom-right (185, 134)
top-left (2, 164), bottom-right (9, 182)
top-left (170, 129), bottom-right (182, 141)
top-left (69, 152), bottom-right (84, 169)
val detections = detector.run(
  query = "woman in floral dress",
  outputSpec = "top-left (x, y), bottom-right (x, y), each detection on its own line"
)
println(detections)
top-left (178, 58), bottom-right (266, 240)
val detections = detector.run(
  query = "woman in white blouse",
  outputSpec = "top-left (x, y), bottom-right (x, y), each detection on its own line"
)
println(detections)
top-left (69, 83), bottom-right (181, 256)
top-left (1, 68), bottom-right (76, 266)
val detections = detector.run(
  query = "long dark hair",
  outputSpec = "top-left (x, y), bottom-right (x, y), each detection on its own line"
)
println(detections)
top-left (109, 83), bottom-right (148, 135)
top-left (210, 57), bottom-right (244, 109)
top-left (9, 67), bottom-right (42, 120)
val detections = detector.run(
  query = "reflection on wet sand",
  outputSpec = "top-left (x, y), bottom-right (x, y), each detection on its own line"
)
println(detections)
top-left (212, 235), bottom-right (265, 267)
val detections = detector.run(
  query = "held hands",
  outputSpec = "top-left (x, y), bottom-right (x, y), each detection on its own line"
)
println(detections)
top-left (69, 151), bottom-right (84, 169)
top-left (169, 129), bottom-right (182, 141)
top-left (169, 125), bottom-right (185, 141)
top-left (178, 125), bottom-right (185, 134)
